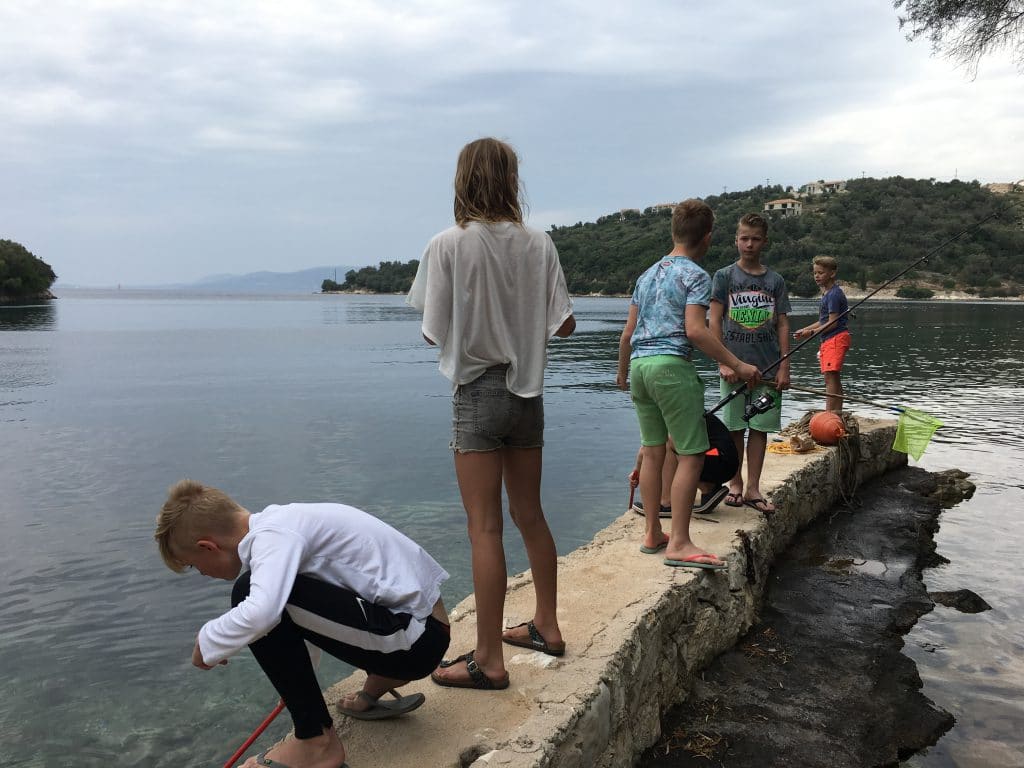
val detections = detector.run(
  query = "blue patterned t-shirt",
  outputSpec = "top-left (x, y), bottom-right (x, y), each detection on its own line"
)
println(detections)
top-left (630, 255), bottom-right (712, 360)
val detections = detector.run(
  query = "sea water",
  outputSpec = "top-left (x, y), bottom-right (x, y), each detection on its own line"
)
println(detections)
top-left (1, 292), bottom-right (1020, 767)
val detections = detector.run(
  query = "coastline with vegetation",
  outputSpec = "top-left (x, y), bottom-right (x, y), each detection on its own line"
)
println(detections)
top-left (323, 176), bottom-right (1024, 301)
top-left (0, 240), bottom-right (57, 303)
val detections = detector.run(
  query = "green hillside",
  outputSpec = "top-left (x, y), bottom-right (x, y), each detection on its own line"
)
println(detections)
top-left (0, 239), bottom-right (57, 300)
top-left (551, 177), bottom-right (1024, 297)
top-left (325, 177), bottom-right (1024, 297)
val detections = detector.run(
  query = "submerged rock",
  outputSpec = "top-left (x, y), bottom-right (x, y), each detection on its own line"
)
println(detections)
top-left (930, 589), bottom-right (992, 614)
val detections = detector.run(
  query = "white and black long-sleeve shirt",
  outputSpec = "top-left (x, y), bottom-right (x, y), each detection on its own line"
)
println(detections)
top-left (197, 503), bottom-right (449, 665)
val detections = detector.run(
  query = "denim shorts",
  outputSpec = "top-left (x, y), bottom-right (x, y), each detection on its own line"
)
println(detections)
top-left (451, 365), bottom-right (544, 452)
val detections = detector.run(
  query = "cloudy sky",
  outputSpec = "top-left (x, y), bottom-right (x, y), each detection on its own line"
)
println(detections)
top-left (2, 0), bottom-right (1020, 286)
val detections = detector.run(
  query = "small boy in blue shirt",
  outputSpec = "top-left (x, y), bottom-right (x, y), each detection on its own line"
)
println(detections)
top-left (616, 199), bottom-right (760, 570)
top-left (795, 256), bottom-right (850, 412)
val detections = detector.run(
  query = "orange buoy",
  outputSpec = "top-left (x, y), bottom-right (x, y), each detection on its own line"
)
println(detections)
top-left (809, 411), bottom-right (846, 445)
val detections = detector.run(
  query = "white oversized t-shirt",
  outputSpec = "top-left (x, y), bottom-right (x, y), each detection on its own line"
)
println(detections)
top-left (406, 221), bottom-right (573, 398)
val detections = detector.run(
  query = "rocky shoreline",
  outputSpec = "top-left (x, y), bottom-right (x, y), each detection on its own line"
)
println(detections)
top-left (639, 466), bottom-right (978, 767)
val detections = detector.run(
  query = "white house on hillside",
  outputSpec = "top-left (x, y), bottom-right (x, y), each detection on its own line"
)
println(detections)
top-left (802, 180), bottom-right (847, 195)
top-left (764, 198), bottom-right (803, 216)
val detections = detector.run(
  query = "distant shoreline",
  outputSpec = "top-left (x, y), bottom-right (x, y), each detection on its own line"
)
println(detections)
top-left (322, 288), bottom-right (1024, 302)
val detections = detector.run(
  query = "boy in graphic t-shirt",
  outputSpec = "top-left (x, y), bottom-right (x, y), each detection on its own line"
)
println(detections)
top-left (709, 213), bottom-right (791, 515)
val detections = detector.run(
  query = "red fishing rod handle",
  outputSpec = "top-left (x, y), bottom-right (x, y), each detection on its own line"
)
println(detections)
top-left (223, 699), bottom-right (286, 768)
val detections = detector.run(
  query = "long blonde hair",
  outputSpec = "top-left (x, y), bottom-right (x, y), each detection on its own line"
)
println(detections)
top-left (453, 138), bottom-right (524, 227)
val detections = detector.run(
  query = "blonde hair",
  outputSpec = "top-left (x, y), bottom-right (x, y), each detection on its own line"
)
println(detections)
top-left (737, 212), bottom-right (768, 236)
top-left (154, 479), bottom-right (244, 573)
top-left (813, 255), bottom-right (838, 271)
top-left (671, 199), bottom-right (715, 248)
top-left (453, 138), bottom-right (523, 227)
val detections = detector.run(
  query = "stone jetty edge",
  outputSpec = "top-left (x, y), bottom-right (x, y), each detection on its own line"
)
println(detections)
top-left (318, 418), bottom-right (905, 768)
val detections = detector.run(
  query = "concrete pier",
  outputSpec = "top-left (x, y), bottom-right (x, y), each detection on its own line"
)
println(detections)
top-left (320, 418), bottom-right (905, 768)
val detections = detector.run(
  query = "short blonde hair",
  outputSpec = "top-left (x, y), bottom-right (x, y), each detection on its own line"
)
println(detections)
top-left (154, 479), bottom-right (243, 573)
top-left (453, 138), bottom-right (524, 227)
top-left (813, 255), bottom-right (838, 271)
top-left (671, 199), bottom-right (715, 248)
top-left (737, 212), bottom-right (768, 236)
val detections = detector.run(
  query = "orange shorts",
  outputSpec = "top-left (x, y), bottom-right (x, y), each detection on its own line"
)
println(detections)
top-left (819, 330), bottom-right (850, 372)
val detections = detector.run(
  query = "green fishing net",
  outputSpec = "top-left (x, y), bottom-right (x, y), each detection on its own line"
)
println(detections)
top-left (892, 408), bottom-right (943, 460)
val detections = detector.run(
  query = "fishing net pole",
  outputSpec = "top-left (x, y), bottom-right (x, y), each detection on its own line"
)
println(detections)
top-left (788, 384), bottom-right (943, 459)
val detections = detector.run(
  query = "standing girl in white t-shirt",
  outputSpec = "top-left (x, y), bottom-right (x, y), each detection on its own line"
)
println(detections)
top-left (408, 137), bottom-right (576, 690)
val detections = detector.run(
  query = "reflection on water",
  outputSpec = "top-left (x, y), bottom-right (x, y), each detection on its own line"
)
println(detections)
top-left (0, 301), bottom-right (56, 331)
top-left (0, 294), bottom-right (1022, 767)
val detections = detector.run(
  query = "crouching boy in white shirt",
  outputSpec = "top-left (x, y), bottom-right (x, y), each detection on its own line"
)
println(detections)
top-left (155, 479), bottom-right (450, 768)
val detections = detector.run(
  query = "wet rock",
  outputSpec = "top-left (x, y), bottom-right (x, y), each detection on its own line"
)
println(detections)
top-left (639, 466), bottom-right (954, 768)
top-left (930, 589), bottom-right (992, 614)
top-left (930, 469), bottom-right (977, 508)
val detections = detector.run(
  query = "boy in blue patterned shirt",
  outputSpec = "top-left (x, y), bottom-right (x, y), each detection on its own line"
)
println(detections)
top-left (616, 199), bottom-right (760, 570)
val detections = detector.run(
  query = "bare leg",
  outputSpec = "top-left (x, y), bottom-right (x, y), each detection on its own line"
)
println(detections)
top-left (727, 430), bottom-right (745, 497)
top-left (503, 447), bottom-right (563, 647)
top-left (824, 371), bottom-right (844, 412)
top-left (639, 444), bottom-right (667, 550)
top-left (665, 453), bottom-right (723, 565)
top-left (239, 725), bottom-right (345, 768)
top-left (432, 449), bottom-right (508, 684)
top-left (660, 443), bottom-right (677, 507)
top-left (742, 430), bottom-right (770, 500)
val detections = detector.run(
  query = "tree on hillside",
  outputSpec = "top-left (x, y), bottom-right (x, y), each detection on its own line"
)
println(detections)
top-left (0, 239), bottom-right (57, 299)
top-left (895, 0), bottom-right (1024, 72)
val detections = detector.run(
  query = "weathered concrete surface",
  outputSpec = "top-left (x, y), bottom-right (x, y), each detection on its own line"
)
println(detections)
top-left (638, 465), bottom-right (957, 768)
top-left (313, 419), bottom-right (904, 768)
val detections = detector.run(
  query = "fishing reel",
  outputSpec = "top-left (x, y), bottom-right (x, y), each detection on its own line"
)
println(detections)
top-left (743, 390), bottom-right (777, 422)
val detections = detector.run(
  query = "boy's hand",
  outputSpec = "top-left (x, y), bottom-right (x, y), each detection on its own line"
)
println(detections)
top-left (192, 641), bottom-right (227, 670)
top-left (775, 366), bottom-right (791, 391)
top-left (736, 362), bottom-right (761, 388)
top-left (794, 327), bottom-right (813, 340)
top-left (719, 363), bottom-right (739, 384)
top-left (627, 469), bottom-right (639, 488)
top-left (616, 372), bottom-right (629, 391)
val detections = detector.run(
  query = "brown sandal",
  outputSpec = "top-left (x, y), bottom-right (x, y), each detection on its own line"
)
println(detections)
top-left (501, 620), bottom-right (566, 657)
top-left (431, 650), bottom-right (509, 690)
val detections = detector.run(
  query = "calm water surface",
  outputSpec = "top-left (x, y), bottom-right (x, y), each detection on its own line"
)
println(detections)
top-left (1, 291), bottom-right (1021, 767)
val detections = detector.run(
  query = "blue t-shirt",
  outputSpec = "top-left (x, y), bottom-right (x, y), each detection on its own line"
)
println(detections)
top-left (819, 284), bottom-right (849, 340)
top-left (630, 255), bottom-right (712, 360)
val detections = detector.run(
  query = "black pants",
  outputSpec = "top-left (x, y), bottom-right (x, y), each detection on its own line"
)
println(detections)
top-left (701, 413), bottom-right (740, 486)
top-left (231, 572), bottom-right (450, 739)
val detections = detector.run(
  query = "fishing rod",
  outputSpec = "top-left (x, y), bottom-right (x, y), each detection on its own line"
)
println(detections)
top-left (787, 384), bottom-right (938, 422)
top-left (706, 203), bottom-right (1015, 419)
top-left (223, 699), bottom-right (286, 768)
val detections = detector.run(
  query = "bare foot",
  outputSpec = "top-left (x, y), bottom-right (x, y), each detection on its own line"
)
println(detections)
top-left (240, 725), bottom-right (345, 768)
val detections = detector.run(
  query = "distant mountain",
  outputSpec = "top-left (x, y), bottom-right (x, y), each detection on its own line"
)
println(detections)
top-left (159, 266), bottom-right (356, 294)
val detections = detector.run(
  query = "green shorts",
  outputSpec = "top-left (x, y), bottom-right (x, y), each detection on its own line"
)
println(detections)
top-left (629, 355), bottom-right (709, 455)
top-left (718, 379), bottom-right (782, 433)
